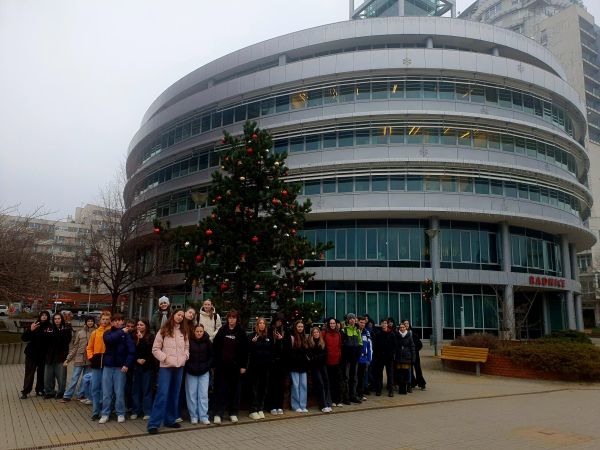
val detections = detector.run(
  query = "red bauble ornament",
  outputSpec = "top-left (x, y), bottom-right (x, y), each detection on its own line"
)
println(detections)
top-left (211, 212), bottom-right (217, 219)
top-left (195, 254), bottom-right (204, 263)
top-left (221, 138), bottom-right (226, 144)
top-left (247, 148), bottom-right (254, 155)
top-left (255, 283), bottom-right (261, 289)
top-left (205, 229), bottom-right (213, 236)
top-left (216, 195), bottom-right (222, 201)
top-left (220, 282), bottom-right (228, 291)
top-left (251, 133), bottom-right (258, 139)
top-left (295, 286), bottom-right (303, 293)
top-left (251, 235), bottom-right (259, 243)
top-left (271, 198), bottom-right (280, 205)
top-left (153, 227), bottom-right (160, 235)
top-left (298, 258), bottom-right (304, 266)
top-left (270, 291), bottom-right (277, 298)
top-left (291, 228), bottom-right (297, 235)
top-left (281, 190), bottom-right (288, 196)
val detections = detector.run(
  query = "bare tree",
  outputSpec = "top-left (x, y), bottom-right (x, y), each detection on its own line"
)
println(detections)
top-left (86, 172), bottom-right (155, 313)
top-left (0, 206), bottom-right (52, 304)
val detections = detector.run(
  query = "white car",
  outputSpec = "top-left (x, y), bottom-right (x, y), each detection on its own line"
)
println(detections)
top-left (0, 305), bottom-right (8, 316)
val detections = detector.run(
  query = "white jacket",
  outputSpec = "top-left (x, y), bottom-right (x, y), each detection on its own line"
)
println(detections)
top-left (198, 307), bottom-right (222, 341)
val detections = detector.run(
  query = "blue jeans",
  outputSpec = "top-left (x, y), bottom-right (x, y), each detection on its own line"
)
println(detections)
top-left (131, 366), bottom-right (154, 416)
top-left (81, 372), bottom-right (92, 399)
top-left (64, 365), bottom-right (90, 399)
top-left (185, 372), bottom-right (209, 421)
top-left (90, 368), bottom-right (103, 415)
top-left (148, 367), bottom-right (183, 430)
top-left (101, 366), bottom-right (126, 417)
top-left (290, 371), bottom-right (307, 410)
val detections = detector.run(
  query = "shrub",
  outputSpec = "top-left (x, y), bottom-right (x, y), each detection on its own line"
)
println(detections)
top-left (496, 341), bottom-right (600, 381)
top-left (451, 332), bottom-right (500, 350)
top-left (537, 330), bottom-right (592, 345)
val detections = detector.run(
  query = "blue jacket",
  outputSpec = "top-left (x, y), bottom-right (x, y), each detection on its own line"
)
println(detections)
top-left (358, 328), bottom-right (372, 364)
top-left (102, 327), bottom-right (136, 368)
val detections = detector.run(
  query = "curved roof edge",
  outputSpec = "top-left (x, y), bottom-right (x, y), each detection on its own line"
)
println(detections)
top-left (140, 17), bottom-right (568, 126)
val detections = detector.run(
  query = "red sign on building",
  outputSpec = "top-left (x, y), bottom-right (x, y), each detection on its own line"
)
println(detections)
top-left (528, 276), bottom-right (566, 288)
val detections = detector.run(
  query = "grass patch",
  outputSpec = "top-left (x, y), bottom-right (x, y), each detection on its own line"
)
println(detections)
top-left (0, 332), bottom-right (23, 344)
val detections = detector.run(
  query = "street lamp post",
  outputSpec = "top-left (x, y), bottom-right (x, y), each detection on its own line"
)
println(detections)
top-left (425, 228), bottom-right (441, 356)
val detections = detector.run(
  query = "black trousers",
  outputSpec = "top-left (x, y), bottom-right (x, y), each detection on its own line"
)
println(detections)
top-left (341, 358), bottom-right (358, 401)
top-left (326, 364), bottom-right (343, 404)
top-left (311, 365), bottom-right (332, 408)
top-left (411, 352), bottom-right (426, 388)
top-left (22, 356), bottom-right (45, 395)
top-left (212, 365), bottom-right (241, 416)
top-left (357, 362), bottom-right (369, 396)
top-left (266, 360), bottom-right (286, 410)
top-left (248, 365), bottom-right (270, 413)
top-left (372, 358), bottom-right (394, 394)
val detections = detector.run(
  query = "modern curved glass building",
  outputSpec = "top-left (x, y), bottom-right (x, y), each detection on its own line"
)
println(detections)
top-left (125, 0), bottom-right (594, 341)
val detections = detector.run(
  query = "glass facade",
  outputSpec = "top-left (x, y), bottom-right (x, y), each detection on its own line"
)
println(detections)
top-left (510, 227), bottom-right (563, 276)
top-left (137, 77), bottom-right (576, 167)
top-left (301, 219), bottom-right (430, 268)
top-left (299, 175), bottom-right (585, 220)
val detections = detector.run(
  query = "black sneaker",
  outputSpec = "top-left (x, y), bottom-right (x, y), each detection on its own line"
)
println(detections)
top-left (375, 391), bottom-right (381, 396)
top-left (19, 393), bottom-right (27, 400)
top-left (342, 400), bottom-right (351, 405)
top-left (388, 391), bottom-right (394, 397)
top-left (350, 397), bottom-right (362, 404)
top-left (148, 428), bottom-right (158, 434)
top-left (91, 414), bottom-right (100, 421)
top-left (165, 423), bottom-right (181, 429)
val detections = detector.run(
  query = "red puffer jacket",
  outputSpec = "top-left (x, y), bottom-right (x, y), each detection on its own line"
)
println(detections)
top-left (323, 329), bottom-right (342, 365)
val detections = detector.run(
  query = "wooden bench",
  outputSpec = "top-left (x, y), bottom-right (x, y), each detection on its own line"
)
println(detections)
top-left (438, 345), bottom-right (489, 376)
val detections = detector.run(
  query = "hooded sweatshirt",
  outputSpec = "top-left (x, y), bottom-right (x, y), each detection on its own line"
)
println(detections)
top-left (86, 323), bottom-right (110, 368)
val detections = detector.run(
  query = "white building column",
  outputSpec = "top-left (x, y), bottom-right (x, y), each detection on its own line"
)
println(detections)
top-left (428, 216), bottom-right (442, 355)
top-left (542, 293), bottom-right (551, 335)
top-left (575, 294), bottom-right (584, 331)
top-left (561, 236), bottom-right (576, 329)
top-left (500, 222), bottom-right (515, 339)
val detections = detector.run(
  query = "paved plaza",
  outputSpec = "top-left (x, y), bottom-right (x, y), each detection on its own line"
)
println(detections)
top-left (1, 347), bottom-right (599, 450)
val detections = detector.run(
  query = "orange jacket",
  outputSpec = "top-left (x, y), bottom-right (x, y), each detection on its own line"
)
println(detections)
top-left (86, 324), bottom-right (109, 360)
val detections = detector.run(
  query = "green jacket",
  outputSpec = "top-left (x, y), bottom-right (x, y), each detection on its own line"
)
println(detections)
top-left (341, 324), bottom-right (363, 348)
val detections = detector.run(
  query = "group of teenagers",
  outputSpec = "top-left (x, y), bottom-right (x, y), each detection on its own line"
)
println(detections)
top-left (19, 295), bottom-right (427, 435)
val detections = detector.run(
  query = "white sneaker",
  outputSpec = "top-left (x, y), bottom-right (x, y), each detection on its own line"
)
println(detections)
top-left (249, 412), bottom-right (260, 420)
top-left (258, 411), bottom-right (265, 419)
top-left (277, 408), bottom-right (283, 415)
top-left (99, 415), bottom-right (109, 424)
top-left (84, 399), bottom-right (92, 405)
top-left (302, 408), bottom-right (308, 413)
top-left (175, 417), bottom-right (183, 423)
top-left (191, 418), bottom-right (198, 424)
top-left (321, 407), bottom-right (329, 413)
top-left (326, 407), bottom-right (333, 412)
top-left (270, 409), bottom-right (278, 415)
top-left (295, 408), bottom-right (303, 413)
top-left (117, 415), bottom-right (125, 423)
top-left (142, 415), bottom-right (150, 420)
top-left (129, 414), bottom-right (138, 420)
top-left (230, 415), bottom-right (238, 423)
top-left (335, 403), bottom-right (343, 407)
top-left (213, 416), bottom-right (221, 425)
top-left (201, 419), bottom-right (210, 425)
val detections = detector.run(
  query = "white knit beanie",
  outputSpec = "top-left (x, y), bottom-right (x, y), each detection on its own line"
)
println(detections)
top-left (158, 296), bottom-right (170, 306)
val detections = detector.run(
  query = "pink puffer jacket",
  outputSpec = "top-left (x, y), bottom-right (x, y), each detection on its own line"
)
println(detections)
top-left (152, 325), bottom-right (189, 368)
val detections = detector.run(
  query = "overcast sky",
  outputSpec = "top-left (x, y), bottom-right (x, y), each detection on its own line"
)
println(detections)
top-left (1, 0), bottom-right (599, 220)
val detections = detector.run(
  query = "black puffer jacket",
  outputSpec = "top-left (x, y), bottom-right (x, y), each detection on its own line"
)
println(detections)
top-left (307, 338), bottom-right (327, 369)
top-left (395, 332), bottom-right (415, 364)
top-left (213, 324), bottom-right (248, 369)
top-left (135, 333), bottom-right (157, 371)
top-left (186, 332), bottom-right (213, 376)
top-left (287, 335), bottom-right (309, 373)
top-left (372, 328), bottom-right (397, 362)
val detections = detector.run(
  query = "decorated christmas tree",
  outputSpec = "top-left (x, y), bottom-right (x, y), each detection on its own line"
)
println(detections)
top-left (162, 121), bottom-right (330, 325)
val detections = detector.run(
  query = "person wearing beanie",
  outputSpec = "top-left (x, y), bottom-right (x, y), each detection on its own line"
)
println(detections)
top-left (151, 296), bottom-right (171, 334)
